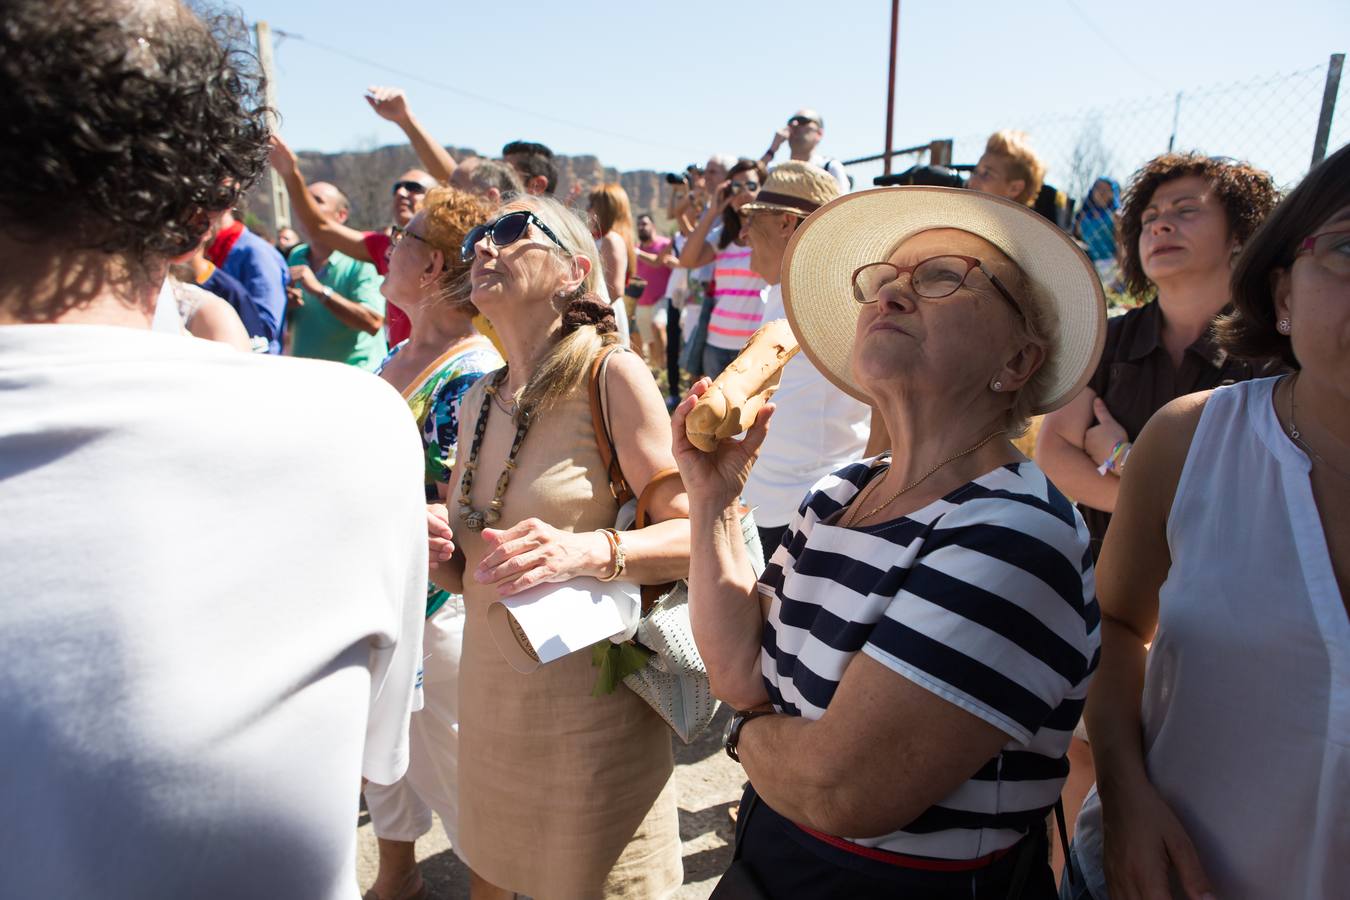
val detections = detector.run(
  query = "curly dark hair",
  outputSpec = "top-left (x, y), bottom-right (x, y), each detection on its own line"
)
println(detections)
top-left (1118, 153), bottom-right (1278, 297)
top-left (0, 0), bottom-right (271, 264)
top-left (1217, 141), bottom-right (1350, 370)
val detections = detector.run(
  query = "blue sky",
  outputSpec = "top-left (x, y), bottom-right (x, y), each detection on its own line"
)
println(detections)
top-left (237, 0), bottom-right (1348, 190)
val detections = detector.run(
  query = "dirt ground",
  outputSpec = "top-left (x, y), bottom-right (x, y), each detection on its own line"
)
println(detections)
top-left (355, 706), bottom-right (743, 899)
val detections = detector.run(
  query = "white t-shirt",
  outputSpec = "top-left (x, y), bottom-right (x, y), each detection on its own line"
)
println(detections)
top-left (0, 324), bottom-right (428, 899)
top-left (767, 154), bottom-right (850, 194)
top-left (742, 284), bottom-right (870, 526)
top-left (809, 153), bottom-right (851, 193)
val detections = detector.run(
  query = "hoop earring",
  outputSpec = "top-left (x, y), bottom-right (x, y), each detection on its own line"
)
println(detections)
top-left (1277, 318), bottom-right (1291, 335)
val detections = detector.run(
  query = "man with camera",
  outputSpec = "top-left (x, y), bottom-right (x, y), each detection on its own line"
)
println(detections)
top-left (759, 108), bottom-right (850, 193)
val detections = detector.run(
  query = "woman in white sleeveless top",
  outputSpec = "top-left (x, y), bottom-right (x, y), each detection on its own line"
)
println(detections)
top-left (1068, 144), bottom-right (1350, 898)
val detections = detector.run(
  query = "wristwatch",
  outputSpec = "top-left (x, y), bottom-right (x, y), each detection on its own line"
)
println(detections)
top-left (320, 285), bottom-right (334, 301)
top-left (723, 708), bottom-right (775, 762)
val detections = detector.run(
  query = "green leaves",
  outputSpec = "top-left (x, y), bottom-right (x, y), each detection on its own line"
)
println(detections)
top-left (590, 640), bottom-right (653, 697)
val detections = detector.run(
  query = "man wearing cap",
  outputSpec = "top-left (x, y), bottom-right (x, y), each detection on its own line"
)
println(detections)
top-left (737, 162), bottom-right (871, 556)
top-left (760, 109), bottom-right (850, 194)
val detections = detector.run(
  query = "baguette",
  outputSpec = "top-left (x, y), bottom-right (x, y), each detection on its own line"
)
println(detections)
top-left (686, 319), bottom-right (799, 452)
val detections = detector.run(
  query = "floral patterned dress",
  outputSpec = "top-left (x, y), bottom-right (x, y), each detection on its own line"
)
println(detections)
top-left (377, 335), bottom-right (503, 615)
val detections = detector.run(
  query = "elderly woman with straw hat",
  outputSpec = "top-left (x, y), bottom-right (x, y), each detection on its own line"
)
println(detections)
top-left (672, 187), bottom-right (1106, 898)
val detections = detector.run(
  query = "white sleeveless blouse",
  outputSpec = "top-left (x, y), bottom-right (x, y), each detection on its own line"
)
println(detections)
top-left (1074, 377), bottom-right (1349, 898)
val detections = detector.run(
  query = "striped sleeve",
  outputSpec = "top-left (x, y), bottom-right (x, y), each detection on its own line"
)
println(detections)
top-left (861, 496), bottom-right (1095, 744)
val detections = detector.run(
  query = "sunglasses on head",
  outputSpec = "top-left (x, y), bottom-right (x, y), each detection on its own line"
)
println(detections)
top-left (391, 180), bottom-right (429, 196)
top-left (460, 210), bottom-right (569, 263)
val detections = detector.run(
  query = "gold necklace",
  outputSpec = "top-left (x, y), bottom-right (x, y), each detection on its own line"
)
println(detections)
top-left (844, 429), bottom-right (1007, 527)
top-left (457, 368), bottom-right (532, 531)
top-left (1288, 374), bottom-right (1350, 481)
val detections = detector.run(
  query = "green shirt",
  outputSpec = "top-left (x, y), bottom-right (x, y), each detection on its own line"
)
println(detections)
top-left (287, 245), bottom-right (387, 370)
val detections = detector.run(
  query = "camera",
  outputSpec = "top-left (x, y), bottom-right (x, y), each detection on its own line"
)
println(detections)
top-left (664, 164), bottom-right (702, 185)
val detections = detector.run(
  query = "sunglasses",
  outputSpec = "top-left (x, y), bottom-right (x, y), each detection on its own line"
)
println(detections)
top-left (730, 179), bottom-right (760, 193)
top-left (787, 116), bottom-right (818, 128)
top-left (852, 255), bottom-right (1022, 317)
top-left (460, 210), bottom-right (569, 263)
top-left (390, 223), bottom-right (431, 249)
top-left (391, 180), bottom-right (429, 196)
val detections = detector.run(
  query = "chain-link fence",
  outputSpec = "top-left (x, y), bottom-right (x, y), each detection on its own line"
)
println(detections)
top-left (844, 56), bottom-right (1346, 199)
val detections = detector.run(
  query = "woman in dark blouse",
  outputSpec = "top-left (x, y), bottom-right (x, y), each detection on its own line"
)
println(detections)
top-left (1037, 153), bottom-right (1280, 556)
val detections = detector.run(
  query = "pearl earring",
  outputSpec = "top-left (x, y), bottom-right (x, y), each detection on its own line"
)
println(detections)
top-left (1278, 318), bottom-right (1291, 334)
top-left (990, 379), bottom-right (1003, 392)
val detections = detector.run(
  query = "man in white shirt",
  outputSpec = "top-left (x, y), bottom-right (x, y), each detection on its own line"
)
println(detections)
top-left (0, 3), bottom-right (427, 897)
top-left (759, 109), bottom-right (851, 194)
top-left (737, 162), bottom-right (871, 557)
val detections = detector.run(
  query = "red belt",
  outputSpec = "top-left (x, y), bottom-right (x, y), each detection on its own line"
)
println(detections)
top-left (795, 823), bottom-right (1016, 871)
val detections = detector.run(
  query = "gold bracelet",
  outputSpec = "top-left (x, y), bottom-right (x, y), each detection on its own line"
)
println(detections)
top-left (597, 528), bottom-right (626, 582)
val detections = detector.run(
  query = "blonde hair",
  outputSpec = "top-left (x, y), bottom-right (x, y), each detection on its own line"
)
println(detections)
top-left (418, 186), bottom-right (492, 312)
top-left (984, 130), bottom-right (1046, 206)
top-left (497, 194), bottom-right (618, 415)
top-left (588, 182), bottom-right (637, 284)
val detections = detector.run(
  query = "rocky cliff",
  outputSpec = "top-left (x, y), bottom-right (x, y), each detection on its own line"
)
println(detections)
top-left (243, 143), bottom-right (673, 235)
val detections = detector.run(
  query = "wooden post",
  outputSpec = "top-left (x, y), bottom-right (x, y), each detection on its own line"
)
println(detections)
top-left (883, 0), bottom-right (901, 176)
top-left (1312, 53), bottom-right (1344, 167)
top-left (254, 21), bottom-right (291, 234)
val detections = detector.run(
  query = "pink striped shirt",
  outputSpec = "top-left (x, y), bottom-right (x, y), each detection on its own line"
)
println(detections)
top-left (706, 243), bottom-right (767, 350)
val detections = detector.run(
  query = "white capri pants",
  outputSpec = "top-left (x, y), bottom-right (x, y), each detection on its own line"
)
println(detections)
top-left (364, 597), bottom-right (466, 849)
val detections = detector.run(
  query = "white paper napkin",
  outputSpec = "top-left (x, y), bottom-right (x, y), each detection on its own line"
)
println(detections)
top-left (487, 577), bottom-right (642, 674)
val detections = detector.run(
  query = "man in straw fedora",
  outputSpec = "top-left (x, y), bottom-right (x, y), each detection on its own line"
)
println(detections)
top-left (673, 183), bottom-right (1105, 897)
top-left (737, 161), bottom-right (871, 559)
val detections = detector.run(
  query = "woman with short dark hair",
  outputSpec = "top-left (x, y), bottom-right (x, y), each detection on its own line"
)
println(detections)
top-left (1066, 141), bottom-right (1350, 899)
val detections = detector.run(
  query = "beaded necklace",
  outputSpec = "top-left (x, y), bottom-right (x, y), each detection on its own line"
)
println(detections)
top-left (458, 368), bottom-right (532, 531)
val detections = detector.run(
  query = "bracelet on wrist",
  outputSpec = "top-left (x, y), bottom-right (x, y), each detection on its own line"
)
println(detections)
top-left (597, 528), bottom-right (626, 582)
top-left (1096, 440), bottom-right (1132, 476)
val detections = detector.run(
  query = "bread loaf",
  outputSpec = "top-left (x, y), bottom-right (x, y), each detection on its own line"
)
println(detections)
top-left (686, 319), bottom-right (799, 452)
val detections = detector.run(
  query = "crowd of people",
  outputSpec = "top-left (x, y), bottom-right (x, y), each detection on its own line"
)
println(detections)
top-left (2, 2), bottom-right (1347, 899)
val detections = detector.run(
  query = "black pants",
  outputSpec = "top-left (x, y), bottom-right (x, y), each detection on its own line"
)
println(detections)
top-left (722, 785), bottom-right (1056, 900)
top-left (665, 297), bottom-right (682, 409)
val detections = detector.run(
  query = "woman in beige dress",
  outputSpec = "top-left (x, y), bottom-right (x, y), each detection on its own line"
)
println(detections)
top-left (428, 194), bottom-right (689, 900)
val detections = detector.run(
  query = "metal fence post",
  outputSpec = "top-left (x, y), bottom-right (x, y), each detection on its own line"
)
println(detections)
top-left (1166, 92), bottom-right (1183, 153)
top-left (929, 140), bottom-right (953, 167)
top-left (1311, 53), bottom-right (1345, 167)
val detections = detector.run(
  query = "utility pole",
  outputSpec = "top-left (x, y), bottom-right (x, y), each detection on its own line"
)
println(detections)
top-left (883, 0), bottom-right (901, 177)
top-left (1312, 53), bottom-right (1344, 167)
top-left (254, 21), bottom-right (291, 235)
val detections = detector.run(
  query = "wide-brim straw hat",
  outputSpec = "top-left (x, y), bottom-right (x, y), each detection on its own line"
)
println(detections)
top-left (741, 160), bottom-right (841, 219)
top-left (781, 186), bottom-right (1106, 415)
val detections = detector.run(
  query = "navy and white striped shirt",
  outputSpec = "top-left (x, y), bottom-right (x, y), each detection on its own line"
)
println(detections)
top-left (758, 458), bottom-right (1099, 860)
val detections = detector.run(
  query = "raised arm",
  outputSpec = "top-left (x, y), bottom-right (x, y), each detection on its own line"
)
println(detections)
top-left (1087, 391), bottom-right (1215, 900)
top-left (365, 86), bottom-right (457, 184)
top-left (676, 195), bottom-right (724, 270)
top-left (268, 135), bottom-right (374, 263)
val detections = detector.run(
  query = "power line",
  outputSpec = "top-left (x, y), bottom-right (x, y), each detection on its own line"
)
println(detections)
top-left (269, 28), bottom-right (702, 157)
top-left (1061, 0), bottom-right (1164, 88)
